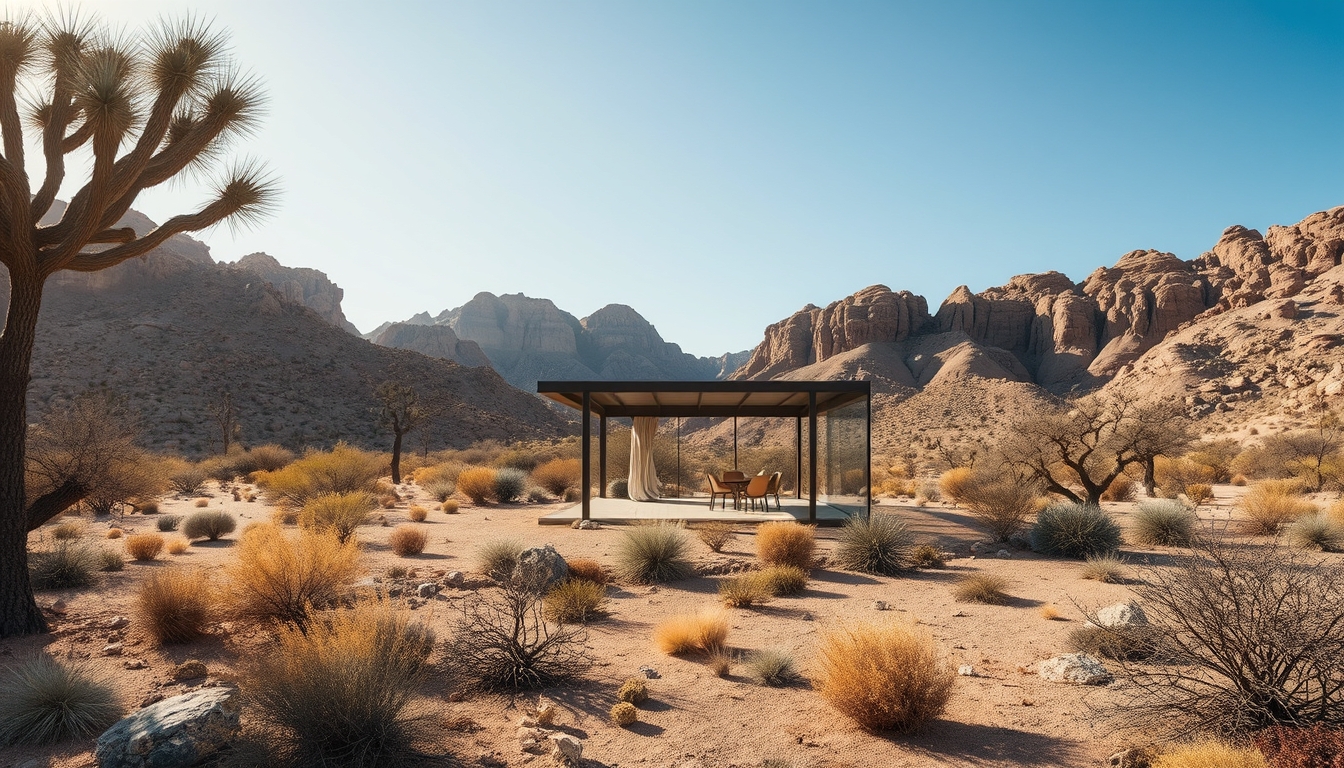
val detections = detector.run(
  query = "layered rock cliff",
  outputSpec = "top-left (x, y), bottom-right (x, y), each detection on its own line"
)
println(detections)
top-left (230, 252), bottom-right (361, 335)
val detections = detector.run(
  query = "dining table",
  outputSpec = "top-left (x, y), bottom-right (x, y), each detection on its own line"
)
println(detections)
top-left (720, 476), bottom-right (752, 510)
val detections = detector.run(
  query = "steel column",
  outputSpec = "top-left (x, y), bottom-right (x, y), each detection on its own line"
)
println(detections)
top-left (581, 391), bottom-right (591, 520)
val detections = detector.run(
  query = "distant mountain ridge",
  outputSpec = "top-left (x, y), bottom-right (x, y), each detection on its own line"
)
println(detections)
top-left (368, 292), bottom-right (750, 390)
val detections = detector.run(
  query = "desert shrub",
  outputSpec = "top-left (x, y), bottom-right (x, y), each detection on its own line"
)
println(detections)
top-left (812, 621), bottom-right (955, 732)
top-left (407, 504), bottom-right (428, 522)
top-left (28, 540), bottom-right (98, 589)
top-left (694, 521), bottom-right (736, 553)
top-left (51, 521), bottom-right (83, 540)
top-left (105, 527), bottom-right (123, 539)
top-left (757, 564), bottom-right (808, 596)
top-left (1150, 740), bottom-right (1268, 768)
top-left (182, 510), bottom-right (236, 541)
top-left (1039, 604), bottom-right (1062, 620)
top-left (441, 500), bottom-right (459, 514)
top-left (952, 573), bottom-right (1011, 605)
top-left (707, 647), bottom-right (733, 677)
top-left (1132, 500), bottom-right (1197, 547)
top-left (493, 468), bottom-right (527, 503)
top-left (138, 501), bottom-right (160, 515)
top-left (959, 475), bottom-right (1041, 540)
top-left (1069, 625), bottom-right (1159, 661)
top-left (1030, 503), bottom-right (1121, 558)
top-left (445, 572), bottom-right (590, 691)
top-left (456, 467), bottom-right (497, 504)
top-left (168, 466), bottom-right (208, 496)
top-left (389, 525), bottom-right (427, 556)
top-left (746, 649), bottom-right (798, 686)
top-left (617, 677), bottom-right (648, 704)
top-left (654, 609), bottom-right (729, 655)
top-left (0, 655), bottom-right (120, 745)
top-left (1185, 483), bottom-right (1215, 506)
top-left (532, 458), bottom-right (581, 497)
top-left (476, 538), bottom-right (525, 580)
top-left (564, 557), bottom-right (608, 585)
top-left (1156, 456), bottom-right (1218, 499)
top-left (1240, 481), bottom-right (1318, 535)
top-left (225, 524), bottom-right (361, 629)
top-left (233, 444), bottom-right (297, 475)
top-left (156, 514), bottom-right (182, 532)
top-left (610, 701), bottom-right (638, 726)
top-left (938, 467), bottom-right (976, 505)
top-left (422, 480), bottom-right (456, 503)
top-left (1101, 475), bottom-right (1137, 502)
top-left (1286, 513), bottom-right (1344, 552)
top-left (1253, 724), bottom-right (1344, 768)
top-left (1080, 552), bottom-right (1127, 583)
top-left (124, 533), bottom-right (164, 561)
top-left (607, 478), bottom-right (629, 499)
top-left (543, 579), bottom-right (608, 623)
top-left (298, 492), bottom-right (374, 543)
top-left (525, 487), bottom-right (549, 503)
top-left (615, 523), bottom-right (693, 584)
top-left (757, 521), bottom-right (816, 569)
top-left (253, 443), bottom-right (384, 508)
top-left (1231, 474), bottom-right (1248, 486)
top-left (96, 548), bottom-right (123, 572)
top-left (245, 603), bottom-right (434, 768)
top-left (719, 574), bottom-right (772, 608)
top-left (166, 538), bottom-right (189, 555)
top-left (1106, 537), bottom-right (1344, 735)
top-left (135, 569), bottom-right (212, 644)
top-left (917, 481), bottom-right (941, 502)
top-left (833, 514), bottom-right (910, 575)
top-left (909, 544), bottom-right (946, 568)
top-left (192, 498), bottom-right (209, 508)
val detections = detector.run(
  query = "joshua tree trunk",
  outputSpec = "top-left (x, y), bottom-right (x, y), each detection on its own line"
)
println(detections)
top-left (390, 430), bottom-right (404, 485)
top-left (0, 276), bottom-right (49, 636)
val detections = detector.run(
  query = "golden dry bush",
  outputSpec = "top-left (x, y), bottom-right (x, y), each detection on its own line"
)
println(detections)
top-left (1039, 604), bottom-right (1063, 620)
top-left (124, 533), bottom-right (164, 562)
top-left (653, 610), bottom-right (729, 655)
top-left (50, 521), bottom-right (83, 540)
top-left (616, 677), bottom-right (647, 704)
top-left (756, 522), bottom-right (815, 569)
top-left (1101, 475), bottom-right (1137, 502)
top-left (456, 467), bottom-right (497, 504)
top-left (718, 574), bottom-right (771, 608)
top-left (1150, 740), bottom-right (1268, 768)
top-left (610, 702), bottom-right (638, 727)
top-left (166, 538), bottom-right (189, 555)
top-left (757, 564), bottom-right (808, 596)
top-left (938, 467), bottom-right (975, 505)
top-left (564, 557), bottom-right (608, 585)
top-left (252, 443), bottom-right (386, 508)
top-left (388, 525), bottom-right (427, 557)
top-left (193, 498), bottom-right (209, 508)
top-left (441, 500), bottom-right (459, 514)
top-left (135, 569), bottom-right (212, 644)
top-left (104, 528), bottom-right (123, 540)
top-left (1239, 481), bottom-right (1317, 534)
top-left (298, 492), bottom-right (375, 543)
top-left (1185, 483), bottom-right (1214, 506)
top-left (531, 458), bottom-right (581, 497)
top-left (407, 505), bottom-right (428, 522)
top-left (952, 573), bottom-right (1011, 605)
top-left (811, 621), bottom-right (955, 732)
top-left (543, 579), bottom-right (608, 623)
top-left (225, 524), bottom-right (361, 628)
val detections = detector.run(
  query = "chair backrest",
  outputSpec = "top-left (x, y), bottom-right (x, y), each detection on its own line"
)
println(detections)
top-left (722, 470), bottom-right (746, 482)
top-left (745, 475), bottom-right (770, 496)
top-left (766, 472), bottom-right (782, 494)
top-left (707, 472), bottom-right (729, 493)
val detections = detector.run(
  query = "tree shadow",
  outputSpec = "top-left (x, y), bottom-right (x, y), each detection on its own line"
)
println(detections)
top-left (898, 720), bottom-right (1083, 766)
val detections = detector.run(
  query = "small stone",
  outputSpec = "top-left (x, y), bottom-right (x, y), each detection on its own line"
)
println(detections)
top-left (139, 692), bottom-right (165, 708)
top-left (49, 600), bottom-right (68, 615)
top-left (101, 642), bottom-right (123, 656)
top-left (388, 586), bottom-right (404, 598)
top-left (1096, 602), bottom-right (1149, 628)
top-left (996, 549), bottom-right (1012, 558)
top-left (549, 733), bottom-right (582, 763)
top-left (957, 665), bottom-right (976, 677)
top-left (870, 600), bottom-right (889, 611)
top-left (514, 545), bottom-right (569, 591)
top-left (445, 571), bottom-right (465, 587)
top-left (639, 665), bottom-right (660, 679)
top-left (123, 659), bottom-right (147, 670)
top-left (951, 609), bottom-right (966, 617)
top-left (416, 582), bottom-right (439, 599)
top-left (578, 519), bottom-right (600, 530)
top-left (1038, 653), bottom-right (1111, 685)
top-left (107, 616), bottom-right (130, 630)
top-left (535, 701), bottom-right (557, 726)
top-left (172, 660), bottom-right (208, 681)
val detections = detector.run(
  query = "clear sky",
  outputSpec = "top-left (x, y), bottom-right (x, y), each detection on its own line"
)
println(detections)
top-left (21, 0), bottom-right (1344, 357)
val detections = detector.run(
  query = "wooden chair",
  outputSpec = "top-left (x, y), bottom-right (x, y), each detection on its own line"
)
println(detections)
top-left (742, 474), bottom-right (771, 512)
top-left (765, 472), bottom-right (783, 510)
top-left (706, 472), bottom-right (737, 510)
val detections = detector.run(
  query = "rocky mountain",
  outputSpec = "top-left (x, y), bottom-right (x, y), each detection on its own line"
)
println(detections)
top-left (2, 215), bottom-right (569, 457)
top-left (229, 252), bottom-right (360, 334)
top-left (371, 292), bottom-right (748, 389)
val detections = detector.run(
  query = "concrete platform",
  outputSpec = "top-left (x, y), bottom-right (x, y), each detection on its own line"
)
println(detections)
top-left (538, 495), bottom-right (854, 526)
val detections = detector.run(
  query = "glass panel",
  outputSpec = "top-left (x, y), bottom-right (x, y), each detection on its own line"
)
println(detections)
top-left (818, 398), bottom-right (869, 519)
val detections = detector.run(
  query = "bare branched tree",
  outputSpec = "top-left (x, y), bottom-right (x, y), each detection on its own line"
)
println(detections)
top-left (207, 387), bottom-right (240, 456)
top-left (0, 13), bottom-right (276, 636)
top-left (1263, 410), bottom-right (1343, 492)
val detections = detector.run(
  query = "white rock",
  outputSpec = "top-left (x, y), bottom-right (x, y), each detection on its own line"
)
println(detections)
top-left (549, 733), bottom-right (582, 763)
top-left (957, 665), bottom-right (976, 677)
top-left (1096, 602), bottom-right (1148, 628)
top-left (1038, 653), bottom-right (1111, 685)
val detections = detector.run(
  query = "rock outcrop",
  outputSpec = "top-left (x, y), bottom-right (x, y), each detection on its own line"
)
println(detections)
top-left (372, 322), bottom-right (492, 368)
top-left (231, 252), bottom-right (361, 334)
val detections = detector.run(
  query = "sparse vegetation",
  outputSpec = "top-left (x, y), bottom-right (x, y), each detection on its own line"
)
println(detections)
top-left (136, 569), bottom-right (212, 644)
top-left (952, 573), bottom-right (1011, 605)
top-left (719, 574), bottom-right (772, 608)
top-left (1150, 740), bottom-right (1268, 768)
top-left (654, 610), bottom-right (729, 655)
top-left (476, 538), bottom-right (525, 580)
top-left (193, 497), bottom-right (210, 508)
top-left (1039, 604), bottom-right (1062, 620)
top-left (28, 541), bottom-right (99, 590)
top-left (1030, 503), bottom-right (1121, 558)
top-left (166, 538), bottom-right (189, 555)
top-left (694, 522), bottom-right (737, 552)
top-left (157, 514), bottom-right (183, 532)
top-left (169, 467), bottom-right (208, 496)
top-left (708, 647), bottom-right (733, 677)
top-left (532, 458), bottom-right (581, 497)
top-left (564, 557), bottom-right (608, 585)
top-left (456, 467), bottom-right (497, 504)
top-left (1285, 513), bottom-right (1344, 551)
top-left (1068, 625), bottom-right (1159, 661)
top-left (225, 524), bottom-right (361, 629)
top-left (958, 475), bottom-right (1042, 541)
top-left (543, 579), bottom-right (608, 623)
top-left (182, 510), bottom-right (237, 541)
top-left (254, 444), bottom-right (385, 508)
top-left (298, 492), bottom-right (374, 543)
top-left (909, 544), bottom-right (946, 568)
top-left (0, 655), bottom-right (121, 746)
top-left (746, 649), bottom-right (798, 686)
top-left (96, 549), bottom-right (124, 572)
top-left (124, 533), bottom-right (164, 561)
top-left (493, 468), bottom-right (527, 503)
top-left (105, 527), bottom-right (123, 539)
top-left (811, 621), bottom-right (955, 732)
top-left (615, 524), bottom-right (694, 584)
top-left (423, 480), bottom-right (456, 503)
top-left (1080, 552), bottom-right (1127, 583)
top-left (617, 677), bottom-right (648, 704)
top-left (1239, 481), bottom-right (1318, 535)
top-left (833, 514), bottom-right (911, 575)
top-left (1132, 500), bottom-right (1197, 547)
top-left (610, 701), bottom-right (638, 726)
top-left (938, 467), bottom-right (976, 505)
top-left (441, 500), bottom-right (459, 514)
top-left (50, 521), bottom-right (83, 540)
top-left (607, 478), bottom-right (629, 499)
top-left (757, 564), bottom-right (808, 596)
top-left (388, 525), bottom-right (427, 556)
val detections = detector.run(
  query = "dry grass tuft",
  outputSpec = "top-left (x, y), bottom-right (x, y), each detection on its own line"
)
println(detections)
top-left (653, 610), bottom-right (729, 655)
top-left (407, 505), bottom-right (428, 522)
top-left (0, 655), bottom-right (120, 745)
top-left (532, 458), bottom-right (581, 497)
top-left (707, 647), bottom-right (734, 677)
top-left (50, 521), bottom-right (83, 540)
top-left (298, 492), bottom-right (374, 543)
top-left (909, 544), bottom-right (947, 568)
top-left (543, 579), bottom-right (608, 623)
top-left (1150, 740), bottom-right (1267, 768)
top-left (225, 524), bottom-right (361, 628)
top-left (166, 538), bottom-right (189, 555)
top-left (834, 514), bottom-right (912, 575)
top-left (1239, 481), bottom-right (1317, 535)
top-left (1286, 513), bottom-right (1344, 551)
top-left (440, 500), bottom-right (459, 514)
top-left (193, 498), bottom-right (210, 508)
top-left (475, 538), bottom-right (525, 579)
top-left (718, 574), bottom-right (772, 608)
top-left (1039, 604), bottom-right (1064, 621)
top-left (28, 541), bottom-right (99, 590)
top-left (1080, 552), bottom-right (1127, 583)
top-left (938, 467), bottom-right (976, 505)
top-left (104, 528), bottom-right (123, 540)
top-left (757, 522), bottom-right (816, 569)
top-left (388, 525), bottom-right (428, 556)
top-left (615, 524), bottom-right (693, 584)
top-left (135, 569), bottom-right (212, 644)
top-left (564, 557), bottom-right (608, 585)
top-left (746, 649), bottom-right (798, 686)
top-left (757, 564), bottom-right (808, 596)
top-left (456, 467), bottom-right (497, 504)
top-left (952, 573), bottom-right (1011, 605)
top-left (811, 621), bottom-right (955, 732)
top-left (694, 522), bottom-right (737, 553)
top-left (124, 533), bottom-right (164, 561)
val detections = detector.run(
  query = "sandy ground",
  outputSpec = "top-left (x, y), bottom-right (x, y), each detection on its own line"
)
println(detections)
top-left (1, 481), bottom-right (1335, 768)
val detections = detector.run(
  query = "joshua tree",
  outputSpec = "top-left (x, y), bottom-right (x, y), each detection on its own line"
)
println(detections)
top-left (0, 14), bottom-right (275, 637)
top-left (374, 381), bottom-right (424, 485)
top-left (208, 387), bottom-right (240, 455)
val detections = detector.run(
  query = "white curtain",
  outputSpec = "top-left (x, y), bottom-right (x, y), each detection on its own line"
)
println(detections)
top-left (627, 416), bottom-right (662, 502)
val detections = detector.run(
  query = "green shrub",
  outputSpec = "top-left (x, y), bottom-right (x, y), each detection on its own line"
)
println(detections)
top-left (1132, 500), bottom-right (1196, 547)
top-left (96, 548), bottom-right (124, 572)
top-left (1286, 513), bottom-right (1344, 551)
top-left (833, 514), bottom-right (911, 575)
top-left (298, 492), bottom-right (374, 543)
top-left (543, 579), bottom-right (608, 623)
top-left (182, 510), bottom-right (237, 541)
top-left (422, 479), bottom-right (455, 503)
top-left (952, 573), bottom-right (1011, 605)
top-left (493, 468), bottom-right (527, 503)
top-left (746, 649), bottom-right (798, 686)
top-left (0, 655), bottom-right (120, 745)
top-left (476, 538), bottom-right (525, 579)
top-left (757, 564), bottom-right (808, 596)
top-left (615, 524), bottom-right (693, 584)
top-left (1030, 503), bottom-right (1121, 558)
top-left (156, 514), bottom-right (183, 532)
top-left (29, 541), bottom-right (98, 589)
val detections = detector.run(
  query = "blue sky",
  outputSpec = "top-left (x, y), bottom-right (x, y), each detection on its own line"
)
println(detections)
top-left (26, 0), bottom-right (1344, 356)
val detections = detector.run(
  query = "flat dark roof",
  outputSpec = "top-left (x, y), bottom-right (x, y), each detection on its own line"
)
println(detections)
top-left (536, 380), bottom-right (869, 418)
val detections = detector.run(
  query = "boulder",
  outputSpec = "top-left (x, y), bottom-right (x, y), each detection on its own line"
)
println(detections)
top-left (95, 686), bottom-right (240, 768)
top-left (549, 733), bottom-right (583, 764)
top-left (1038, 653), bottom-right (1111, 685)
top-left (514, 545), bottom-right (568, 591)
top-left (1095, 602), bottom-right (1148, 628)
top-left (171, 660), bottom-right (208, 681)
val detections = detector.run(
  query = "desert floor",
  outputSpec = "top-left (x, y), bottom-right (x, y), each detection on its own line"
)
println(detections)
top-left (2, 481), bottom-right (1334, 768)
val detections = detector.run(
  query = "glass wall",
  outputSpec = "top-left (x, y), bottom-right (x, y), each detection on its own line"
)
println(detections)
top-left (818, 398), bottom-right (869, 519)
